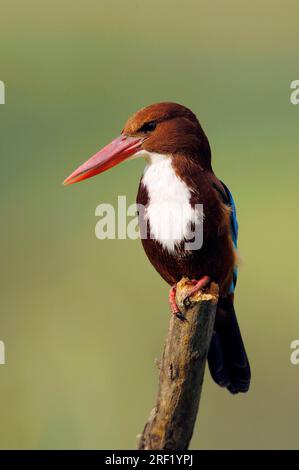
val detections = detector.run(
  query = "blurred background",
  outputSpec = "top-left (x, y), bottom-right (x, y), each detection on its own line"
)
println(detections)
top-left (0, 0), bottom-right (298, 450)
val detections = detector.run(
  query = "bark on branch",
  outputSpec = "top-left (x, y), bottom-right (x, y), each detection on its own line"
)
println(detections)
top-left (137, 277), bottom-right (219, 450)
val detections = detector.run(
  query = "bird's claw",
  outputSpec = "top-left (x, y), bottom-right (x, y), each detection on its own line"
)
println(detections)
top-left (183, 275), bottom-right (211, 308)
top-left (175, 311), bottom-right (188, 322)
top-left (183, 295), bottom-right (192, 308)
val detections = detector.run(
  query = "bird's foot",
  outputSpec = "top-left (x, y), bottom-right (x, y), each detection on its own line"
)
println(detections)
top-left (183, 275), bottom-right (211, 308)
top-left (169, 285), bottom-right (187, 322)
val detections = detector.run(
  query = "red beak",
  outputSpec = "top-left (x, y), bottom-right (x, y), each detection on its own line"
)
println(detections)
top-left (63, 134), bottom-right (144, 185)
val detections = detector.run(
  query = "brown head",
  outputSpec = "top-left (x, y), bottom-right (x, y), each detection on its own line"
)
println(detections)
top-left (63, 102), bottom-right (212, 185)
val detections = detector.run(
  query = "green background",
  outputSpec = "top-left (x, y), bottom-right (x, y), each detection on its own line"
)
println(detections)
top-left (0, 0), bottom-right (298, 449)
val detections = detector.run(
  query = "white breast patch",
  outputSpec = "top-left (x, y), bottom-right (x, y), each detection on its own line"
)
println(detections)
top-left (140, 152), bottom-right (200, 253)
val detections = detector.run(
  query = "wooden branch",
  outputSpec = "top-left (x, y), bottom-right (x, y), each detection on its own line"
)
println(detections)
top-left (137, 277), bottom-right (219, 450)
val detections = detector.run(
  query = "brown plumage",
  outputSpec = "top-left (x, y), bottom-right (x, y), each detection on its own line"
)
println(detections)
top-left (126, 103), bottom-right (250, 394)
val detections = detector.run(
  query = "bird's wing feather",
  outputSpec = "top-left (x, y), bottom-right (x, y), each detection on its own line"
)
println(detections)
top-left (220, 180), bottom-right (238, 248)
top-left (219, 181), bottom-right (238, 293)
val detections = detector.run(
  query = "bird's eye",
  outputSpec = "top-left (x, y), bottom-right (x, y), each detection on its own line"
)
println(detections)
top-left (139, 121), bottom-right (157, 133)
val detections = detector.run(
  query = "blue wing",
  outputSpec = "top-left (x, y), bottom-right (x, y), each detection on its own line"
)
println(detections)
top-left (220, 181), bottom-right (238, 293)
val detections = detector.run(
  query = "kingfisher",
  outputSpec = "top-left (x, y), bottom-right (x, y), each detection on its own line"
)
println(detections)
top-left (64, 102), bottom-right (250, 394)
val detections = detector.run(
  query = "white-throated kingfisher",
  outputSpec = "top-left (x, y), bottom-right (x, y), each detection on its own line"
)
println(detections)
top-left (64, 102), bottom-right (251, 394)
